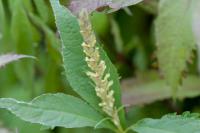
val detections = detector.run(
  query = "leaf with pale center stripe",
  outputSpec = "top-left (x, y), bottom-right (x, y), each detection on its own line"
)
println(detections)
top-left (50, 0), bottom-right (126, 126)
top-left (0, 93), bottom-right (113, 129)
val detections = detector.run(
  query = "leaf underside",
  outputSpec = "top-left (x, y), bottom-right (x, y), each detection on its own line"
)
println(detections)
top-left (69, 0), bottom-right (143, 15)
top-left (122, 76), bottom-right (200, 106)
top-left (156, 0), bottom-right (195, 95)
top-left (0, 54), bottom-right (34, 68)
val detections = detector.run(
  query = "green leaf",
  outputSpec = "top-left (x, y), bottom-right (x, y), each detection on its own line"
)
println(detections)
top-left (110, 16), bottom-right (123, 53)
top-left (0, 0), bottom-right (5, 35)
top-left (28, 13), bottom-right (61, 63)
top-left (0, 93), bottom-right (113, 129)
top-left (50, 0), bottom-right (99, 111)
top-left (90, 12), bottom-right (109, 37)
top-left (33, 0), bottom-right (50, 22)
top-left (0, 110), bottom-right (49, 133)
top-left (9, 0), bottom-right (32, 13)
top-left (155, 0), bottom-right (195, 95)
top-left (22, 0), bottom-right (33, 12)
top-left (0, 0), bottom-right (10, 50)
top-left (28, 13), bottom-right (62, 93)
top-left (131, 112), bottom-right (200, 133)
top-left (0, 0), bottom-right (8, 44)
top-left (10, 0), bottom-right (35, 89)
top-left (50, 0), bottom-right (125, 126)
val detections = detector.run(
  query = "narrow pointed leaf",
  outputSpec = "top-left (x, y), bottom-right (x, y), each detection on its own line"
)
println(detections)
top-left (33, 0), bottom-right (50, 22)
top-left (0, 0), bottom-right (5, 36)
top-left (0, 0), bottom-right (8, 45)
top-left (0, 54), bottom-right (34, 68)
top-left (10, 0), bottom-right (35, 88)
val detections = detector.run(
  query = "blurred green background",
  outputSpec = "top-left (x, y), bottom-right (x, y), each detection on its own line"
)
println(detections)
top-left (0, 0), bottom-right (200, 133)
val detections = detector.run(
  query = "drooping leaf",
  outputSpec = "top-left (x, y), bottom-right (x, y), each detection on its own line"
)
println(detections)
top-left (10, 0), bottom-right (35, 89)
top-left (155, 0), bottom-right (195, 96)
top-left (0, 8), bottom-right (17, 90)
top-left (0, 54), bottom-right (35, 68)
top-left (69, 0), bottom-right (143, 15)
top-left (0, 93), bottom-right (113, 129)
top-left (28, 13), bottom-right (61, 64)
top-left (28, 13), bottom-right (63, 93)
top-left (33, 0), bottom-right (50, 22)
top-left (131, 112), bottom-right (200, 133)
top-left (110, 16), bottom-right (123, 53)
top-left (50, 0), bottom-right (126, 126)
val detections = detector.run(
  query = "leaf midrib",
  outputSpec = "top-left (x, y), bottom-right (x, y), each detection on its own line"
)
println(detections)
top-left (1, 98), bottom-right (100, 125)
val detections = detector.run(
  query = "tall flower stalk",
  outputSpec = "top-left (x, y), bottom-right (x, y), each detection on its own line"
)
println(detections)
top-left (78, 10), bottom-right (123, 131)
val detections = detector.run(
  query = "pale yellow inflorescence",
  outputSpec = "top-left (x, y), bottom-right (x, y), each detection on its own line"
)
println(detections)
top-left (78, 10), bottom-right (121, 127)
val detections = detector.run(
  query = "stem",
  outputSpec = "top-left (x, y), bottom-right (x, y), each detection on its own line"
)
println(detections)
top-left (115, 124), bottom-right (125, 133)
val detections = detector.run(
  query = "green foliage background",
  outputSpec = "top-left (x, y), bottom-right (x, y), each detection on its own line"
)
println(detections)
top-left (0, 0), bottom-right (200, 133)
